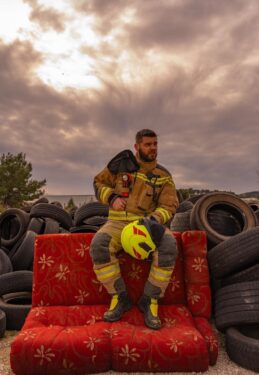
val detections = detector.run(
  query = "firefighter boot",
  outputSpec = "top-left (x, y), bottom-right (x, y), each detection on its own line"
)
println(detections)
top-left (103, 292), bottom-right (132, 322)
top-left (138, 295), bottom-right (161, 330)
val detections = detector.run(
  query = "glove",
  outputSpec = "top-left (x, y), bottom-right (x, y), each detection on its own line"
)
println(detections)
top-left (138, 217), bottom-right (165, 247)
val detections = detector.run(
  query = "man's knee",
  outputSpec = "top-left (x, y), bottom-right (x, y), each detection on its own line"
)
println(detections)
top-left (157, 233), bottom-right (178, 267)
top-left (90, 232), bottom-right (112, 264)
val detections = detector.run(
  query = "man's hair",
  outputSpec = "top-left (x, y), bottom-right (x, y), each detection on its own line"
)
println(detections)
top-left (135, 129), bottom-right (157, 144)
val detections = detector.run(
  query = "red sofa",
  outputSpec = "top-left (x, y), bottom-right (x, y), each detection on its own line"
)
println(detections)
top-left (10, 230), bottom-right (218, 374)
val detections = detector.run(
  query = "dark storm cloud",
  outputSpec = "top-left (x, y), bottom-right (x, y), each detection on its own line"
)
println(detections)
top-left (24, 0), bottom-right (67, 32)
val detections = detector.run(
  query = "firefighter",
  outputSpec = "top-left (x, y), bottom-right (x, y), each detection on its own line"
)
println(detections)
top-left (90, 129), bottom-right (179, 329)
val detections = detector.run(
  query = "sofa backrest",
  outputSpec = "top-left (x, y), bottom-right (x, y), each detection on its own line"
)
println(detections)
top-left (32, 231), bottom-right (211, 318)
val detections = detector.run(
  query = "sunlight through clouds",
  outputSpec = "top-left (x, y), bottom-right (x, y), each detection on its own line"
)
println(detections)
top-left (0, 0), bottom-right (259, 194)
top-left (0, 0), bottom-right (31, 42)
top-left (25, 2), bottom-right (102, 90)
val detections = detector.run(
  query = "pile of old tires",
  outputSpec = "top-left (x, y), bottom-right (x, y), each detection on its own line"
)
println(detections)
top-left (171, 192), bottom-right (259, 372)
top-left (0, 198), bottom-right (108, 336)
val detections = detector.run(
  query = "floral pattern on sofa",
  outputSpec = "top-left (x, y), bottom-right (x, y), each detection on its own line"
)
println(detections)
top-left (10, 231), bottom-right (218, 374)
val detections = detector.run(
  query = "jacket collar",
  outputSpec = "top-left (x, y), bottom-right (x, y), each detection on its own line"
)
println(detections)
top-left (135, 154), bottom-right (157, 172)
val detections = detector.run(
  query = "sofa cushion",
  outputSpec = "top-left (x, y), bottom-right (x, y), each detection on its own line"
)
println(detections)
top-left (11, 304), bottom-right (213, 374)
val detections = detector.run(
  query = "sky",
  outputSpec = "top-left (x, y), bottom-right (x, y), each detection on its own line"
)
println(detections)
top-left (0, 0), bottom-right (259, 195)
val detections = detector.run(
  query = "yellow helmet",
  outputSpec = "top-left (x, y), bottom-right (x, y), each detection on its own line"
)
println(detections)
top-left (121, 220), bottom-right (156, 260)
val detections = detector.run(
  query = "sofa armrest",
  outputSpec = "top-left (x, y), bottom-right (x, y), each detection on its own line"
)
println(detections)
top-left (194, 317), bottom-right (218, 365)
top-left (181, 231), bottom-right (212, 319)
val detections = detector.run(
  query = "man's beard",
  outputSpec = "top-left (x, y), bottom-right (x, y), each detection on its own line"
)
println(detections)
top-left (139, 148), bottom-right (157, 162)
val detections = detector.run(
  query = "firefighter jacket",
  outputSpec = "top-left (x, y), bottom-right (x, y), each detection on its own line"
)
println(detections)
top-left (93, 151), bottom-right (179, 225)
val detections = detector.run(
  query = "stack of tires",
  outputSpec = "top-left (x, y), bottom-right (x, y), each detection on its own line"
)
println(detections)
top-left (171, 192), bottom-right (259, 372)
top-left (70, 202), bottom-right (108, 234)
top-left (0, 198), bottom-right (108, 336)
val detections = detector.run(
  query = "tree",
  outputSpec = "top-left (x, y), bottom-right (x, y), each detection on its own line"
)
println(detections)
top-left (177, 188), bottom-right (190, 200)
top-left (0, 152), bottom-right (46, 208)
top-left (65, 197), bottom-right (77, 211)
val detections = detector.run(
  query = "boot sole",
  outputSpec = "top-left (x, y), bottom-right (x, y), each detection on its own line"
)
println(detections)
top-left (144, 318), bottom-right (161, 330)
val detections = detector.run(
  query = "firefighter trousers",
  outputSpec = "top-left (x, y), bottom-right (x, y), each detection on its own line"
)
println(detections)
top-left (90, 220), bottom-right (178, 299)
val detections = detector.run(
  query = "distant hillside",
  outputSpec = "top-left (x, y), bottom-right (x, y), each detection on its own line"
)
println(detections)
top-left (239, 191), bottom-right (259, 198)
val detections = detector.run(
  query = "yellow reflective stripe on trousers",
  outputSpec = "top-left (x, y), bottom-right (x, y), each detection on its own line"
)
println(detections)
top-left (108, 210), bottom-right (143, 221)
top-left (155, 208), bottom-right (171, 223)
top-left (150, 266), bottom-right (172, 282)
top-left (95, 263), bottom-right (120, 280)
top-left (100, 187), bottom-right (113, 203)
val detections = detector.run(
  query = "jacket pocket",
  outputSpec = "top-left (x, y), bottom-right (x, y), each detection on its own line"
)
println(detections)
top-left (137, 183), bottom-right (154, 211)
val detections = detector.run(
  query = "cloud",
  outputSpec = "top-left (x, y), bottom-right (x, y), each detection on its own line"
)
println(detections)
top-left (24, 0), bottom-right (68, 32)
top-left (71, 0), bottom-right (128, 34)
top-left (1, 1), bottom-right (259, 194)
top-left (125, 0), bottom-right (248, 50)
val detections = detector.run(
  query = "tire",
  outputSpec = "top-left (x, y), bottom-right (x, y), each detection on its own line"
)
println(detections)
top-left (208, 227), bottom-right (259, 279)
top-left (3, 291), bottom-right (32, 305)
top-left (221, 263), bottom-right (259, 287)
top-left (9, 231), bottom-right (36, 271)
top-left (176, 190), bottom-right (184, 203)
top-left (68, 206), bottom-right (78, 221)
top-left (21, 204), bottom-right (32, 213)
top-left (215, 281), bottom-right (259, 330)
top-left (190, 192), bottom-right (257, 245)
top-left (0, 271), bottom-right (33, 295)
top-left (0, 296), bottom-right (31, 330)
top-left (83, 216), bottom-right (107, 227)
top-left (69, 225), bottom-right (99, 233)
top-left (59, 228), bottom-right (70, 233)
top-left (187, 194), bottom-right (206, 204)
top-left (51, 201), bottom-right (63, 208)
top-left (176, 200), bottom-right (193, 213)
top-left (170, 211), bottom-right (191, 232)
top-left (33, 197), bottom-right (49, 205)
top-left (255, 209), bottom-right (259, 225)
top-left (27, 217), bottom-right (44, 234)
top-left (0, 246), bottom-right (9, 256)
top-left (0, 248), bottom-right (13, 275)
top-left (30, 203), bottom-right (73, 230)
top-left (0, 309), bottom-right (6, 338)
top-left (207, 209), bottom-right (242, 236)
top-left (43, 218), bottom-right (60, 234)
top-left (243, 199), bottom-right (259, 212)
top-left (22, 196), bottom-right (49, 212)
top-left (74, 202), bottom-right (109, 226)
top-left (226, 325), bottom-right (259, 372)
top-left (0, 208), bottom-right (29, 248)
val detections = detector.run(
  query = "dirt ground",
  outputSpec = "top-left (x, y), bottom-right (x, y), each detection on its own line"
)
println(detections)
top-left (0, 327), bottom-right (257, 375)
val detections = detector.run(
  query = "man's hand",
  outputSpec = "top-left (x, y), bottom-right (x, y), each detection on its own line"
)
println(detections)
top-left (111, 197), bottom-right (127, 211)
